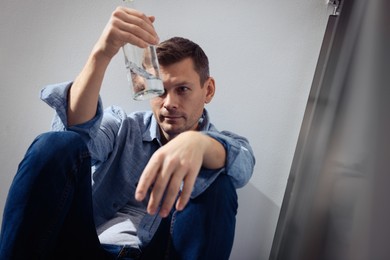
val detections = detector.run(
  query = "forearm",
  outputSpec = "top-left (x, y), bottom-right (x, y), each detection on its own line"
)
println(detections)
top-left (67, 49), bottom-right (111, 126)
top-left (201, 133), bottom-right (226, 169)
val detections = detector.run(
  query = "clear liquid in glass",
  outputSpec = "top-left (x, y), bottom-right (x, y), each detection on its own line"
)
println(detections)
top-left (123, 44), bottom-right (164, 100)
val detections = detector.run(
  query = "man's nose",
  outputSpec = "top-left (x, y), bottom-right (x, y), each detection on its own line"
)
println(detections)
top-left (163, 91), bottom-right (178, 110)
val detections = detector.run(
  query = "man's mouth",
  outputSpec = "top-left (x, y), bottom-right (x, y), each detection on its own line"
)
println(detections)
top-left (161, 112), bottom-right (182, 118)
top-left (164, 116), bottom-right (180, 121)
top-left (161, 114), bottom-right (183, 123)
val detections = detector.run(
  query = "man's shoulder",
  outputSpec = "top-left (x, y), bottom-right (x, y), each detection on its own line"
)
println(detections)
top-left (130, 110), bottom-right (154, 120)
top-left (102, 106), bottom-right (155, 132)
top-left (104, 106), bottom-right (153, 121)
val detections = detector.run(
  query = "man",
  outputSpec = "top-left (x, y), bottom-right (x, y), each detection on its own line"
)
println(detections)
top-left (0, 7), bottom-right (255, 259)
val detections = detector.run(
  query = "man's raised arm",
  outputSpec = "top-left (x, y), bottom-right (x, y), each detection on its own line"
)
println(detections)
top-left (67, 7), bottom-right (159, 126)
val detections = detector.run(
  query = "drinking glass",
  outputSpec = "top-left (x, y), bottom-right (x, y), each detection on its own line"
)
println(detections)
top-left (122, 43), bottom-right (164, 100)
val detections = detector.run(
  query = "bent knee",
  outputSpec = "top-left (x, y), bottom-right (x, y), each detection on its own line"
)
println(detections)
top-left (194, 174), bottom-right (238, 214)
top-left (35, 131), bottom-right (87, 152)
top-left (210, 174), bottom-right (237, 200)
top-left (28, 131), bottom-right (89, 163)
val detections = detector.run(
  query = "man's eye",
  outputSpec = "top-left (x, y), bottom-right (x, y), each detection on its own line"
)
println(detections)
top-left (178, 86), bottom-right (189, 93)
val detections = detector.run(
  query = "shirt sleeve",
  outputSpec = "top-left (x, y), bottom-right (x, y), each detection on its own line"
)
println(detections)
top-left (39, 81), bottom-right (117, 163)
top-left (202, 130), bottom-right (256, 189)
top-left (40, 81), bottom-right (104, 135)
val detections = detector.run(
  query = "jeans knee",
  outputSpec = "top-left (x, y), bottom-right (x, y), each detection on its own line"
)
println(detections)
top-left (32, 131), bottom-right (88, 159)
top-left (208, 174), bottom-right (238, 211)
top-left (20, 131), bottom-right (90, 181)
top-left (184, 174), bottom-right (238, 219)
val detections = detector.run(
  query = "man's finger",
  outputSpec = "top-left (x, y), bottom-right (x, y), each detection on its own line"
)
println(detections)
top-left (175, 170), bottom-right (197, 211)
top-left (158, 171), bottom-right (186, 217)
top-left (135, 156), bottom-right (160, 201)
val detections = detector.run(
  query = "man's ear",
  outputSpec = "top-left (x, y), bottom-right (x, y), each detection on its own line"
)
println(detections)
top-left (204, 77), bottom-right (215, 104)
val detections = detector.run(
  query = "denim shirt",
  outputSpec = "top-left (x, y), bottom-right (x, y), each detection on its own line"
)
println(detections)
top-left (40, 81), bottom-right (255, 245)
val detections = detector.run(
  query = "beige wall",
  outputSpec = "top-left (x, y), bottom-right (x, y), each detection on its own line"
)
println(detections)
top-left (0, 0), bottom-right (332, 258)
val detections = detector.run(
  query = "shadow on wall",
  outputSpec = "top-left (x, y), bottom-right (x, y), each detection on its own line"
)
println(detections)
top-left (230, 182), bottom-right (280, 260)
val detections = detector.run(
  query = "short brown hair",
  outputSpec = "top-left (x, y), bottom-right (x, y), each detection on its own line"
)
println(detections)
top-left (156, 37), bottom-right (210, 85)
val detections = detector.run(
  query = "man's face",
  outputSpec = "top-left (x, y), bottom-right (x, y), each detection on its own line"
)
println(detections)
top-left (150, 57), bottom-right (215, 143)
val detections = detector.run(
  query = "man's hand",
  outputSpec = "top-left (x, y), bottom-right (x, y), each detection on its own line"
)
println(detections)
top-left (135, 131), bottom-right (226, 217)
top-left (94, 7), bottom-right (159, 60)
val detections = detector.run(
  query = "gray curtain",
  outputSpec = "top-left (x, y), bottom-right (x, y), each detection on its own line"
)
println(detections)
top-left (270, 0), bottom-right (390, 259)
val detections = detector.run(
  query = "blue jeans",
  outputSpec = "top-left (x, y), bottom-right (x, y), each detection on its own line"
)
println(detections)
top-left (140, 173), bottom-right (238, 260)
top-left (0, 131), bottom-right (238, 259)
